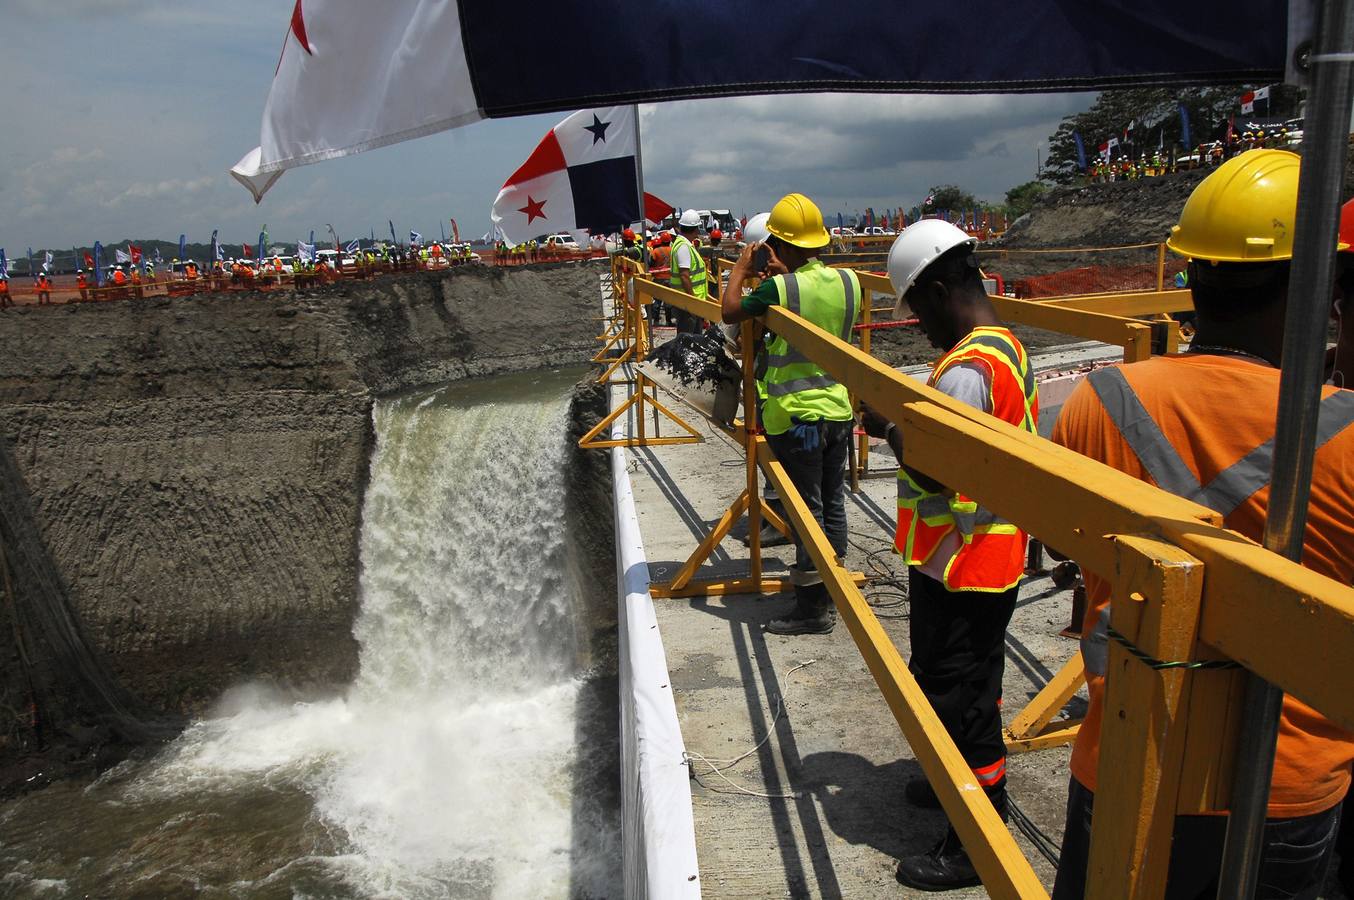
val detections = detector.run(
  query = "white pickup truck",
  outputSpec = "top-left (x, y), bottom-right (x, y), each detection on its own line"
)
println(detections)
top-left (544, 233), bottom-right (580, 251)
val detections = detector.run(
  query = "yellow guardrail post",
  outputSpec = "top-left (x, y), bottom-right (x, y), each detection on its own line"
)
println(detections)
top-left (1156, 242), bottom-right (1167, 293)
top-left (1086, 534), bottom-right (1207, 899)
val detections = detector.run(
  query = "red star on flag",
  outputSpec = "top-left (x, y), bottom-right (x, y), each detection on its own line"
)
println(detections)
top-left (519, 196), bottom-right (548, 224)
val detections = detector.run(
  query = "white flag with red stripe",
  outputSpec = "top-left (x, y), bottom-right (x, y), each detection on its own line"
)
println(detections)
top-left (231, 0), bottom-right (481, 202)
top-left (490, 106), bottom-right (639, 246)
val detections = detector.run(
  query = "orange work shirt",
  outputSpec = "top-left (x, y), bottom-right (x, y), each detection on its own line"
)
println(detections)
top-left (1053, 353), bottom-right (1354, 817)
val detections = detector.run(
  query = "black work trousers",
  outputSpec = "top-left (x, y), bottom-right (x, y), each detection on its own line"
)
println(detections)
top-left (765, 418), bottom-right (852, 574)
top-left (907, 569), bottom-right (1017, 776)
top-left (1052, 776), bottom-right (1341, 900)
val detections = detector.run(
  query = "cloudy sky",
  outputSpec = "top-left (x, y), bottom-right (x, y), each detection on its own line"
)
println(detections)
top-left (1, 1), bottom-right (1095, 255)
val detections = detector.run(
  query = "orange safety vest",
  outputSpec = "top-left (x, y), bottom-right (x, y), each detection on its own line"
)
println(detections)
top-left (113, 270), bottom-right (127, 285)
top-left (895, 326), bottom-right (1038, 592)
top-left (77, 274), bottom-right (87, 288)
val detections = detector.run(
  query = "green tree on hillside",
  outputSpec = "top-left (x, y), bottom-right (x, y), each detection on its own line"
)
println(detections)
top-left (1042, 85), bottom-right (1304, 182)
top-left (923, 184), bottom-right (981, 213)
top-left (1004, 181), bottom-right (1049, 220)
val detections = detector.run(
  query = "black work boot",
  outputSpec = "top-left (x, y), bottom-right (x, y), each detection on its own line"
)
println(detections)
top-left (895, 828), bottom-right (980, 891)
top-left (766, 583), bottom-right (835, 635)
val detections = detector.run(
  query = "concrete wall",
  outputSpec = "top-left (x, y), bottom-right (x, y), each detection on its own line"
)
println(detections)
top-left (0, 262), bottom-right (605, 724)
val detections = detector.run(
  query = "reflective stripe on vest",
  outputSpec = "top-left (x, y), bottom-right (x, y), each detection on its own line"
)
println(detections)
top-left (1087, 367), bottom-right (1354, 517)
top-left (765, 270), bottom-right (857, 368)
top-left (895, 327), bottom-right (1037, 591)
top-left (667, 236), bottom-right (707, 297)
top-left (1079, 367), bottom-right (1354, 673)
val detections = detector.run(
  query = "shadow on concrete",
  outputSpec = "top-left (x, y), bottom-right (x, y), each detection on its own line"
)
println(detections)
top-left (798, 751), bottom-right (946, 860)
top-left (847, 489), bottom-right (896, 534)
top-left (698, 592), bottom-right (845, 899)
top-left (634, 447), bottom-right (733, 566)
top-left (644, 556), bottom-right (790, 592)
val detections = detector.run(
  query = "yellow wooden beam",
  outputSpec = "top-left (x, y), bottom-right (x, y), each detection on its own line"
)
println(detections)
top-left (632, 267), bottom-right (1354, 730)
top-left (757, 437), bottom-right (1047, 899)
top-left (1005, 720), bottom-right (1082, 754)
top-left (750, 300), bottom-right (1354, 731)
top-left (1038, 289), bottom-right (1193, 318)
top-left (1087, 535), bottom-right (1206, 900)
top-left (650, 577), bottom-right (791, 599)
top-left (1006, 652), bottom-right (1086, 742)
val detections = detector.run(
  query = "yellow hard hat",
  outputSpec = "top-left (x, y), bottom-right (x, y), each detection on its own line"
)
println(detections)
top-left (1166, 149), bottom-right (1346, 262)
top-left (766, 193), bottom-right (831, 249)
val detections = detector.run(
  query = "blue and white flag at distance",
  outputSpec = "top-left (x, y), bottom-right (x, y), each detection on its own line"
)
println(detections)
top-left (211, 229), bottom-right (222, 262)
top-left (178, 234), bottom-right (186, 262)
top-left (490, 105), bottom-right (638, 245)
top-left (297, 240), bottom-right (316, 262)
top-left (115, 248), bottom-right (132, 264)
top-left (409, 230), bottom-right (422, 245)
top-left (43, 251), bottom-right (53, 273)
top-left (93, 243), bottom-right (103, 286)
top-left (345, 239), bottom-right (360, 253)
top-left (0, 248), bottom-right (7, 277)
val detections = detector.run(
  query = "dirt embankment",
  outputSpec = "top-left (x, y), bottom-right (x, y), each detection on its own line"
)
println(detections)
top-left (0, 262), bottom-right (606, 777)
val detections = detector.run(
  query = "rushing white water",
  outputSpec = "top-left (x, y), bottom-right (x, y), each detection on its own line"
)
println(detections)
top-left (0, 373), bottom-right (619, 898)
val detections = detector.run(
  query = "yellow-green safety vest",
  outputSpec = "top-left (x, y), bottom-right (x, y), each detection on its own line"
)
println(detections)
top-left (761, 258), bottom-right (860, 435)
top-left (668, 235), bottom-right (708, 300)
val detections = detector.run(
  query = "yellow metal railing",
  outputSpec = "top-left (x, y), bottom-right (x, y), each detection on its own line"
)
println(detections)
top-left (594, 263), bottom-right (1354, 899)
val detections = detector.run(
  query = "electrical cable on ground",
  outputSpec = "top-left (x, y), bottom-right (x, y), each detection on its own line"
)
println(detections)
top-left (682, 659), bottom-right (817, 800)
top-left (848, 529), bottom-right (909, 618)
top-left (1007, 795), bottom-right (1061, 868)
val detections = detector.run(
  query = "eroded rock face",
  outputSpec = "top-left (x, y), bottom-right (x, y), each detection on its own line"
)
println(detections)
top-left (0, 262), bottom-right (606, 734)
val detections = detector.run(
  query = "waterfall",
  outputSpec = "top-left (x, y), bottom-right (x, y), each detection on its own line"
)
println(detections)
top-left (0, 373), bottom-right (619, 899)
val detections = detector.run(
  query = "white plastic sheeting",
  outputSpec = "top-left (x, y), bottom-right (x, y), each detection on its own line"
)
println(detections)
top-left (612, 410), bottom-right (702, 899)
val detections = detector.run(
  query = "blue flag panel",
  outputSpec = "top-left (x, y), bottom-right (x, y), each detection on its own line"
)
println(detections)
top-left (459, 3), bottom-right (1287, 117)
top-left (567, 156), bottom-right (640, 232)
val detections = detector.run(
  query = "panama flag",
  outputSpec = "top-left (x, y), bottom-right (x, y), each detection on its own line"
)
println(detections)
top-left (490, 106), bottom-right (639, 246)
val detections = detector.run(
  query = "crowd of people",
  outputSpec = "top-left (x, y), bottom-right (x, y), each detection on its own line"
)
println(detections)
top-left (0, 242), bottom-right (484, 306)
top-left (1088, 126), bottom-right (1301, 182)
top-left (677, 147), bottom-right (1353, 894)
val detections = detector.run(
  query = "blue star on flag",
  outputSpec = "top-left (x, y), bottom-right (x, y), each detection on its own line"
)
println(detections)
top-left (583, 114), bottom-right (611, 144)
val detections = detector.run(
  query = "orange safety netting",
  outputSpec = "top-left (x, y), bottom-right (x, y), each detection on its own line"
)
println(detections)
top-left (1012, 259), bottom-right (1186, 298)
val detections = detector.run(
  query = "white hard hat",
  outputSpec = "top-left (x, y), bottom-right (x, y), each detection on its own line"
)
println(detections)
top-left (743, 212), bottom-right (772, 245)
top-left (887, 220), bottom-right (978, 316)
top-left (678, 209), bottom-right (702, 228)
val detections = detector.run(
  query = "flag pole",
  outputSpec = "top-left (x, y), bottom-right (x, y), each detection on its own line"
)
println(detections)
top-left (632, 104), bottom-right (646, 234)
